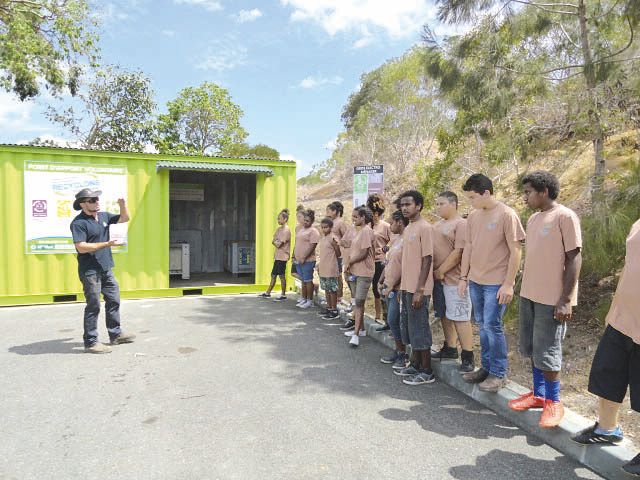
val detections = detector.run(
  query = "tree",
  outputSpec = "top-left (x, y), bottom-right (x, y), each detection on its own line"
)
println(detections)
top-left (155, 82), bottom-right (247, 156)
top-left (221, 142), bottom-right (280, 159)
top-left (46, 65), bottom-right (156, 152)
top-left (0, 0), bottom-right (99, 100)
top-left (427, 0), bottom-right (640, 204)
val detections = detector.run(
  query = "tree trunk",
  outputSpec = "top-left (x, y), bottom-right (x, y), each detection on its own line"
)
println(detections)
top-left (577, 0), bottom-right (606, 208)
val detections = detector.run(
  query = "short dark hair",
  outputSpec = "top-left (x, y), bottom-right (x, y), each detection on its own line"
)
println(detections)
top-left (279, 208), bottom-right (290, 221)
top-left (463, 174), bottom-right (493, 195)
top-left (522, 170), bottom-right (560, 200)
top-left (437, 191), bottom-right (458, 207)
top-left (399, 190), bottom-right (424, 210)
top-left (320, 217), bottom-right (334, 228)
top-left (303, 209), bottom-right (315, 223)
top-left (392, 197), bottom-right (402, 211)
top-left (391, 209), bottom-right (409, 226)
top-left (354, 205), bottom-right (374, 226)
top-left (327, 201), bottom-right (344, 217)
top-left (366, 194), bottom-right (385, 215)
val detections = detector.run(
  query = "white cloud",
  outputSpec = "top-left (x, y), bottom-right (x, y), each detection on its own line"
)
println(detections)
top-left (282, 153), bottom-right (311, 177)
top-left (194, 37), bottom-right (248, 71)
top-left (280, 0), bottom-right (436, 39)
top-left (0, 92), bottom-right (46, 133)
top-left (297, 75), bottom-right (343, 89)
top-left (174, 0), bottom-right (223, 12)
top-left (161, 29), bottom-right (176, 37)
top-left (323, 138), bottom-right (337, 151)
top-left (16, 134), bottom-right (78, 148)
top-left (234, 8), bottom-right (263, 23)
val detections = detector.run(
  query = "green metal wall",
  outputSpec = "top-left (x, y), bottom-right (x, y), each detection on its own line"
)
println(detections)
top-left (0, 146), bottom-right (296, 306)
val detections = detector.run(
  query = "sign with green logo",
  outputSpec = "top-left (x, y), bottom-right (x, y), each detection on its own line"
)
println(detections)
top-left (353, 165), bottom-right (384, 207)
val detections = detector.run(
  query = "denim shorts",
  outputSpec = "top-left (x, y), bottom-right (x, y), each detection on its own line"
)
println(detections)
top-left (400, 291), bottom-right (432, 351)
top-left (518, 296), bottom-right (566, 371)
top-left (298, 261), bottom-right (316, 282)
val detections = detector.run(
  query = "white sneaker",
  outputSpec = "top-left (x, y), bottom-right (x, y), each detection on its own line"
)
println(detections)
top-left (299, 300), bottom-right (313, 309)
top-left (349, 335), bottom-right (359, 347)
top-left (344, 330), bottom-right (367, 337)
top-left (296, 298), bottom-right (306, 306)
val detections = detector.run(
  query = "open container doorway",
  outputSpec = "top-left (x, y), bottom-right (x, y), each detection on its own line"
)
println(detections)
top-left (169, 170), bottom-right (256, 288)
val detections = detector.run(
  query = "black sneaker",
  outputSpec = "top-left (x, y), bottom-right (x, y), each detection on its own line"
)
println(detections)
top-left (339, 319), bottom-right (355, 331)
top-left (394, 364), bottom-right (420, 377)
top-left (391, 353), bottom-right (409, 370)
top-left (403, 370), bottom-right (436, 385)
top-left (376, 324), bottom-right (390, 332)
top-left (323, 310), bottom-right (340, 320)
top-left (258, 292), bottom-right (271, 298)
top-left (622, 453), bottom-right (640, 477)
top-left (431, 344), bottom-right (459, 360)
top-left (380, 350), bottom-right (401, 364)
top-left (571, 423), bottom-right (624, 445)
top-left (272, 295), bottom-right (287, 302)
top-left (317, 308), bottom-right (330, 317)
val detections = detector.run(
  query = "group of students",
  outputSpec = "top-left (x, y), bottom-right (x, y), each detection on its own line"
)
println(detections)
top-left (258, 171), bottom-right (640, 476)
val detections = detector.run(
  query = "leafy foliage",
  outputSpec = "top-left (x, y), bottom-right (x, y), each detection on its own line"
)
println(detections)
top-left (0, 0), bottom-right (98, 100)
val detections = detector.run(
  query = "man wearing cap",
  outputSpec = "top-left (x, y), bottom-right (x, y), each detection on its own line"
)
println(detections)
top-left (70, 188), bottom-right (135, 353)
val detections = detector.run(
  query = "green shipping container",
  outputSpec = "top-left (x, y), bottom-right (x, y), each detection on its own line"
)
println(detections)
top-left (0, 145), bottom-right (297, 306)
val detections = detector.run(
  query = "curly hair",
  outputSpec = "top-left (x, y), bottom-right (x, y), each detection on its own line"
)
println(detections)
top-left (354, 205), bottom-right (374, 227)
top-left (522, 170), bottom-right (560, 200)
top-left (366, 193), bottom-right (386, 215)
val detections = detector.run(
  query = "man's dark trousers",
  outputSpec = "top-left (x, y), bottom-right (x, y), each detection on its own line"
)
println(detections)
top-left (81, 269), bottom-right (122, 347)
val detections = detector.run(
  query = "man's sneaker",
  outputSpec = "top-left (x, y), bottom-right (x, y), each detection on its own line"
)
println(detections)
top-left (349, 335), bottom-right (359, 347)
top-left (380, 350), bottom-right (401, 364)
top-left (323, 310), bottom-right (340, 320)
top-left (344, 330), bottom-right (366, 337)
top-left (539, 400), bottom-right (564, 429)
top-left (375, 324), bottom-right (391, 332)
top-left (571, 423), bottom-right (624, 445)
top-left (459, 351), bottom-right (475, 373)
top-left (403, 370), bottom-right (436, 385)
top-left (508, 392), bottom-right (545, 411)
top-left (295, 298), bottom-right (306, 306)
top-left (110, 332), bottom-right (136, 345)
top-left (394, 364), bottom-right (420, 377)
top-left (85, 342), bottom-right (112, 354)
top-left (391, 354), bottom-right (409, 371)
top-left (622, 453), bottom-right (640, 477)
top-left (344, 305), bottom-right (353, 313)
top-left (299, 300), bottom-right (313, 309)
top-left (462, 367), bottom-right (489, 384)
top-left (478, 374), bottom-right (507, 392)
top-left (317, 308), bottom-right (330, 317)
top-left (273, 295), bottom-right (287, 302)
top-left (258, 292), bottom-right (271, 298)
top-left (431, 344), bottom-right (459, 360)
top-left (340, 319), bottom-right (355, 331)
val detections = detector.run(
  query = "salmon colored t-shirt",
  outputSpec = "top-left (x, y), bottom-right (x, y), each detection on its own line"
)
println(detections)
top-left (341, 225), bottom-right (357, 271)
top-left (294, 226), bottom-right (320, 263)
top-left (606, 219), bottom-right (640, 344)
top-left (384, 235), bottom-right (404, 290)
top-left (273, 225), bottom-right (291, 262)
top-left (520, 205), bottom-right (582, 306)
top-left (461, 201), bottom-right (526, 286)
top-left (318, 234), bottom-right (340, 278)
top-left (332, 218), bottom-right (349, 259)
top-left (433, 216), bottom-right (467, 286)
top-left (400, 217), bottom-right (434, 295)
top-left (349, 224), bottom-right (375, 277)
top-left (373, 220), bottom-right (391, 262)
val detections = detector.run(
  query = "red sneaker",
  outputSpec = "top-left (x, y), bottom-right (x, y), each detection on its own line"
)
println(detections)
top-left (539, 400), bottom-right (564, 429)
top-left (508, 391), bottom-right (545, 411)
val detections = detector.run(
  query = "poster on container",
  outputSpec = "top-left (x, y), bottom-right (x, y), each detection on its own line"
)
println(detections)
top-left (24, 161), bottom-right (128, 254)
top-left (353, 165), bottom-right (384, 208)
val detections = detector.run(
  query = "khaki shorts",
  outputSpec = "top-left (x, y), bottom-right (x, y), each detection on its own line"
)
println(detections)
top-left (349, 276), bottom-right (373, 302)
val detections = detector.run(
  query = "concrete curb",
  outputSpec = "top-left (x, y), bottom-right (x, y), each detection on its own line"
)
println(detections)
top-left (310, 293), bottom-right (637, 480)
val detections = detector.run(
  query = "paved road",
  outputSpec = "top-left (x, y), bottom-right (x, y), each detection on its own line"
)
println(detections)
top-left (0, 296), bottom-right (602, 480)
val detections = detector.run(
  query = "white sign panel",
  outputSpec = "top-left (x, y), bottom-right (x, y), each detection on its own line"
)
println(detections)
top-left (353, 165), bottom-right (384, 208)
top-left (24, 161), bottom-right (128, 254)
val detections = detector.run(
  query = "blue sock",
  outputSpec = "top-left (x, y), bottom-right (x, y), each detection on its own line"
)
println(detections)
top-left (594, 425), bottom-right (623, 437)
top-left (532, 367), bottom-right (545, 398)
top-left (545, 379), bottom-right (561, 402)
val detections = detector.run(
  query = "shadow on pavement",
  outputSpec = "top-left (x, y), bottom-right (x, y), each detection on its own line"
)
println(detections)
top-left (449, 449), bottom-right (595, 479)
top-left (8, 337), bottom-right (85, 355)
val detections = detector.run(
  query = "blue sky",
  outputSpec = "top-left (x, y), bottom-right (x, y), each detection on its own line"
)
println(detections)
top-left (0, 0), bottom-right (447, 177)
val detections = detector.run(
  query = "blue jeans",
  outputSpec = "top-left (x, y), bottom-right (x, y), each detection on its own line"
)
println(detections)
top-left (469, 281), bottom-right (508, 378)
top-left (384, 290), bottom-right (401, 342)
top-left (81, 269), bottom-right (122, 347)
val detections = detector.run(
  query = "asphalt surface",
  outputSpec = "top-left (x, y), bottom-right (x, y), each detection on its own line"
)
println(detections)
top-left (0, 295), bottom-right (602, 480)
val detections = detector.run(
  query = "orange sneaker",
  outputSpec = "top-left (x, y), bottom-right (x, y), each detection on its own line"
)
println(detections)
top-left (508, 392), bottom-right (544, 411)
top-left (539, 400), bottom-right (564, 428)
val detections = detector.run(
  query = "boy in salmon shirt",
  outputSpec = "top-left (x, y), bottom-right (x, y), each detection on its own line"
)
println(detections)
top-left (431, 191), bottom-right (475, 373)
top-left (317, 217), bottom-right (342, 320)
top-left (394, 190), bottom-right (436, 386)
top-left (459, 174), bottom-right (525, 392)
top-left (508, 171), bottom-right (582, 428)
top-left (326, 201), bottom-right (348, 304)
top-left (259, 208), bottom-right (291, 301)
top-left (572, 217), bottom-right (640, 477)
